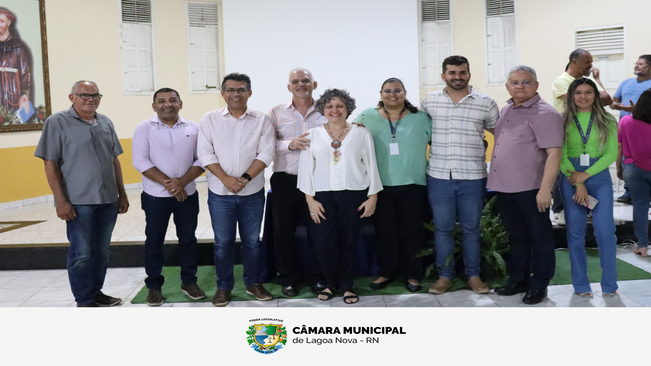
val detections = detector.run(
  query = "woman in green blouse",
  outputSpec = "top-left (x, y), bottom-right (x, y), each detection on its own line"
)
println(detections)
top-left (354, 78), bottom-right (432, 292)
top-left (560, 78), bottom-right (618, 299)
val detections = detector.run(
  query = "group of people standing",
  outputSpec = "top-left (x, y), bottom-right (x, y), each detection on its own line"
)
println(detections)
top-left (34, 50), bottom-right (651, 307)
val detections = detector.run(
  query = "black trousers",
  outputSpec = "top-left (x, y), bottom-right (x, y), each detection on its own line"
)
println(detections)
top-left (497, 190), bottom-right (556, 290)
top-left (374, 184), bottom-right (427, 280)
top-left (308, 190), bottom-right (367, 292)
top-left (270, 172), bottom-right (322, 287)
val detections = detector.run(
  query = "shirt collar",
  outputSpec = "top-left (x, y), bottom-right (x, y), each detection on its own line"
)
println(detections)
top-left (221, 106), bottom-right (252, 118)
top-left (442, 85), bottom-right (477, 97)
top-left (68, 105), bottom-right (96, 123)
top-left (150, 114), bottom-right (186, 127)
top-left (286, 99), bottom-right (317, 114)
top-left (507, 93), bottom-right (541, 108)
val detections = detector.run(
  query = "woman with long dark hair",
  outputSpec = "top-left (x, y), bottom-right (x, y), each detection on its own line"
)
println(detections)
top-left (617, 88), bottom-right (651, 257)
top-left (560, 78), bottom-right (618, 298)
top-left (353, 78), bottom-right (431, 292)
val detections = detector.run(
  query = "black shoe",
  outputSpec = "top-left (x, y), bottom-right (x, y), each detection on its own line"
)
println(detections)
top-left (370, 278), bottom-right (392, 290)
top-left (95, 292), bottom-right (123, 307)
top-left (406, 281), bottom-right (421, 293)
top-left (522, 288), bottom-right (547, 305)
top-left (281, 285), bottom-right (297, 297)
top-left (494, 281), bottom-right (529, 296)
top-left (617, 191), bottom-right (631, 204)
top-left (77, 302), bottom-right (99, 307)
top-left (146, 288), bottom-right (164, 306)
top-left (311, 282), bottom-right (326, 294)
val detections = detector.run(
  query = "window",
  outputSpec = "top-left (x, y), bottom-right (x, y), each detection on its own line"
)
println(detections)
top-left (187, 2), bottom-right (220, 92)
top-left (120, 0), bottom-right (154, 93)
top-left (576, 26), bottom-right (625, 90)
top-left (419, 0), bottom-right (451, 86)
top-left (485, 0), bottom-right (516, 83)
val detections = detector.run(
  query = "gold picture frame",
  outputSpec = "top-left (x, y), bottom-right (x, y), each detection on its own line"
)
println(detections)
top-left (0, 0), bottom-right (50, 133)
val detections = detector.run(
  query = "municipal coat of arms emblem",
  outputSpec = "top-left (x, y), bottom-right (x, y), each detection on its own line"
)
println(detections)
top-left (247, 323), bottom-right (287, 354)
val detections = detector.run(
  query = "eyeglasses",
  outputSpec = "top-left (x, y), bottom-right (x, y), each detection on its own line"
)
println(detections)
top-left (507, 81), bottom-right (535, 87)
top-left (381, 89), bottom-right (404, 94)
top-left (223, 88), bottom-right (249, 94)
top-left (73, 93), bottom-right (103, 101)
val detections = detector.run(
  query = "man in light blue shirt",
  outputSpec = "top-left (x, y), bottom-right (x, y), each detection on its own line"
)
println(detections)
top-left (611, 55), bottom-right (651, 119)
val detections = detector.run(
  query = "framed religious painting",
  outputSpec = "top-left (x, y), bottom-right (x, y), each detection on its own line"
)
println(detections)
top-left (0, 0), bottom-right (50, 133)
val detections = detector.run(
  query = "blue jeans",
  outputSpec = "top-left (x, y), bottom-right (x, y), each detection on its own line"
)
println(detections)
top-left (208, 189), bottom-right (265, 290)
top-left (66, 202), bottom-right (118, 305)
top-left (623, 163), bottom-right (651, 248)
top-left (561, 157), bottom-right (618, 293)
top-left (427, 175), bottom-right (486, 279)
top-left (141, 192), bottom-right (200, 289)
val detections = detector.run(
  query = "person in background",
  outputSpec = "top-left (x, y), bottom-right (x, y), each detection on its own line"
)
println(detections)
top-left (611, 55), bottom-right (651, 204)
top-left (560, 78), bottom-right (618, 299)
top-left (354, 77), bottom-right (431, 293)
top-left (617, 88), bottom-right (651, 257)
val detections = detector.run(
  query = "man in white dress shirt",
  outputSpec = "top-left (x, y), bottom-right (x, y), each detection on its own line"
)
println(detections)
top-left (198, 73), bottom-right (275, 307)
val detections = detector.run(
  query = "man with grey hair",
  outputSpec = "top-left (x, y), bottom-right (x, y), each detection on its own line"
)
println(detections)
top-left (550, 49), bottom-right (612, 224)
top-left (35, 80), bottom-right (129, 307)
top-left (268, 68), bottom-right (327, 296)
top-left (488, 66), bottom-right (564, 304)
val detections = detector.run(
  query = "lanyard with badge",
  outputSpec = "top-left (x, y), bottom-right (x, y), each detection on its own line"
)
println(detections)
top-left (384, 107), bottom-right (406, 155)
top-left (573, 113), bottom-right (594, 166)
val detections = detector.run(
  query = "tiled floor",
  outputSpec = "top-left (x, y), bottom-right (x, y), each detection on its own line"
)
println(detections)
top-left (0, 181), bottom-right (650, 307)
top-left (0, 245), bottom-right (650, 307)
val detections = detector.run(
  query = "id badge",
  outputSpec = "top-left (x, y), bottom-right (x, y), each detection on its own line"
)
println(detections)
top-left (389, 143), bottom-right (400, 155)
top-left (580, 154), bottom-right (590, 166)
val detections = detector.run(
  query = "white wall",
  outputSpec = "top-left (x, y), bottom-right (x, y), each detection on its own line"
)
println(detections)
top-left (222, 0), bottom-right (421, 118)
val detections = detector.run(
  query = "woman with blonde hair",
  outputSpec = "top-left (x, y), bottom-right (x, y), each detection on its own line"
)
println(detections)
top-left (560, 78), bottom-right (618, 298)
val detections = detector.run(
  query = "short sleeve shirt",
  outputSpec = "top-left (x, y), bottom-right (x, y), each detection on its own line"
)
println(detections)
top-left (34, 106), bottom-right (123, 205)
top-left (613, 78), bottom-right (651, 119)
top-left (552, 73), bottom-right (604, 113)
top-left (487, 95), bottom-right (564, 193)
top-left (421, 86), bottom-right (499, 180)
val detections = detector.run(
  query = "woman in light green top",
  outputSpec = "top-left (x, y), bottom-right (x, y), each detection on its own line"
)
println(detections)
top-left (560, 78), bottom-right (618, 299)
top-left (353, 78), bottom-right (431, 292)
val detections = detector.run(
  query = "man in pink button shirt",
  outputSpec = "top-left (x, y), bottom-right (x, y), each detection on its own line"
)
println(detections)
top-left (487, 66), bottom-right (564, 305)
top-left (132, 88), bottom-right (206, 306)
top-left (268, 68), bottom-right (327, 297)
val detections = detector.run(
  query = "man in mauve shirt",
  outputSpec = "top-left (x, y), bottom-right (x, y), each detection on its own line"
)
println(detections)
top-left (487, 65), bottom-right (564, 305)
top-left (132, 87), bottom-right (206, 306)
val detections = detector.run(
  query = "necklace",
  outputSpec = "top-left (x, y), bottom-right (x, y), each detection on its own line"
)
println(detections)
top-left (325, 122), bottom-right (348, 165)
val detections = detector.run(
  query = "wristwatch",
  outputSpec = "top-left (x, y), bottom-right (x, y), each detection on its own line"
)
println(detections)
top-left (241, 173), bottom-right (252, 181)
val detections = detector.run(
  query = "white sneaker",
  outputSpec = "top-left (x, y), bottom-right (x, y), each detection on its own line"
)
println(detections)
top-left (552, 211), bottom-right (565, 225)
